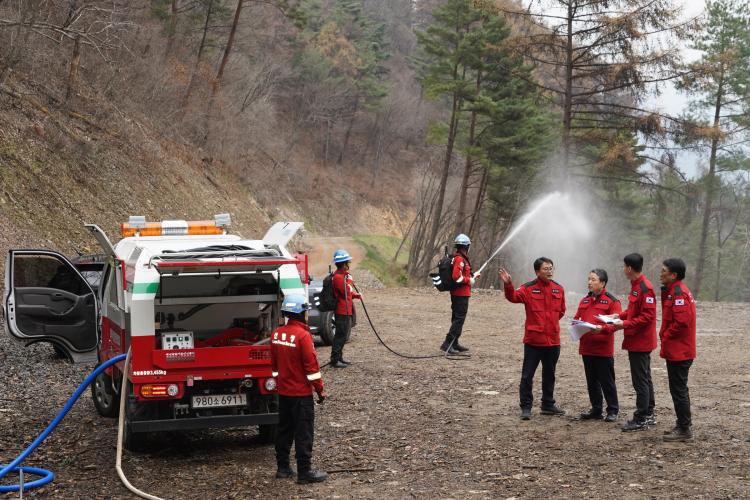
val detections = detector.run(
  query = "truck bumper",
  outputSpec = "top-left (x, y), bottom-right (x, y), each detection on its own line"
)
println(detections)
top-left (130, 412), bottom-right (278, 433)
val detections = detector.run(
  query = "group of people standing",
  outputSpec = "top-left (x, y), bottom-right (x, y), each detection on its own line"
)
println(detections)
top-left (443, 236), bottom-right (697, 443)
top-left (269, 239), bottom-right (699, 485)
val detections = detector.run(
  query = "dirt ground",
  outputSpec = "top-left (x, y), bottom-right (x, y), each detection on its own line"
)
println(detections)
top-left (303, 237), bottom-right (366, 278)
top-left (1, 288), bottom-right (749, 498)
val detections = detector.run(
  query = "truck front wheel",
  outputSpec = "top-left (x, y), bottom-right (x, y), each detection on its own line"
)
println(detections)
top-left (91, 368), bottom-right (120, 418)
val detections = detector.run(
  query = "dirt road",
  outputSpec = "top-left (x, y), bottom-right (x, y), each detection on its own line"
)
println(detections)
top-left (302, 237), bottom-right (366, 278)
top-left (1, 289), bottom-right (748, 498)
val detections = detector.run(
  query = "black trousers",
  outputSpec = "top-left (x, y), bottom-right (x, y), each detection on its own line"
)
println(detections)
top-left (582, 355), bottom-right (619, 415)
top-left (666, 359), bottom-right (693, 429)
top-left (331, 314), bottom-right (352, 362)
top-left (275, 395), bottom-right (315, 472)
top-left (628, 351), bottom-right (656, 421)
top-left (519, 344), bottom-right (560, 409)
top-left (445, 295), bottom-right (469, 345)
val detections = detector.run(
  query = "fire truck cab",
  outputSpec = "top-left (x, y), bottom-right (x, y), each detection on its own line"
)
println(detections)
top-left (3, 216), bottom-right (309, 450)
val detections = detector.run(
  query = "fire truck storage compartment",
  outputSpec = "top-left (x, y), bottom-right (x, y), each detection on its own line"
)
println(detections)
top-left (154, 272), bottom-right (280, 348)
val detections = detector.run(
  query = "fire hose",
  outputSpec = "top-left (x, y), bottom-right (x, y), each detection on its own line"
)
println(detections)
top-left (353, 284), bottom-right (470, 361)
top-left (0, 350), bottom-right (163, 499)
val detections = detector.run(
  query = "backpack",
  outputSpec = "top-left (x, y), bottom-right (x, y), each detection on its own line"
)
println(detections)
top-left (430, 247), bottom-right (459, 292)
top-left (317, 273), bottom-right (337, 311)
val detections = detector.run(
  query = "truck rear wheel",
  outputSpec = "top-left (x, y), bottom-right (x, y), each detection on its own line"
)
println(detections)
top-left (123, 382), bottom-right (149, 452)
top-left (91, 367), bottom-right (120, 418)
top-left (318, 311), bottom-right (335, 345)
top-left (257, 395), bottom-right (279, 444)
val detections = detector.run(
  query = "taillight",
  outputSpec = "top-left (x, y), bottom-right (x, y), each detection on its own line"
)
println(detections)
top-left (140, 384), bottom-right (180, 398)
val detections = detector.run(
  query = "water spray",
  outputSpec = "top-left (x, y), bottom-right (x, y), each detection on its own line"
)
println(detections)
top-left (475, 192), bottom-right (561, 275)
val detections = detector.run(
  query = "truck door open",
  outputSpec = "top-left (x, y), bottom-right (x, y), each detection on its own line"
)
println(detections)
top-left (3, 250), bottom-right (98, 363)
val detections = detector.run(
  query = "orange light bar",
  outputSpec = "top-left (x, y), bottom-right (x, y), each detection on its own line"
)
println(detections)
top-left (140, 384), bottom-right (168, 397)
top-left (121, 220), bottom-right (224, 237)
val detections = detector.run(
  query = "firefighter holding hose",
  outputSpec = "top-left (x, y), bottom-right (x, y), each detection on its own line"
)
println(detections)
top-left (271, 294), bottom-right (328, 484)
top-left (440, 234), bottom-right (480, 355)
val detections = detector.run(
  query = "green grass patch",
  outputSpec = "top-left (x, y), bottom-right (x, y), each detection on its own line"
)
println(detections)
top-left (353, 234), bottom-right (409, 287)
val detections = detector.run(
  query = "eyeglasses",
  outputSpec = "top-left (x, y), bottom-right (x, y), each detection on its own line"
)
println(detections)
top-left (540, 266), bottom-right (554, 272)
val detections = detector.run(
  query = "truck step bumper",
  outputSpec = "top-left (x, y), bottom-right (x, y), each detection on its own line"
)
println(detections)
top-left (130, 413), bottom-right (278, 433)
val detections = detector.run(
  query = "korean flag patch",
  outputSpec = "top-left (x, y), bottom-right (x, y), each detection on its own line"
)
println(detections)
top-left (675, 298), bottom-right (685, 306)
top-left (645, 297), bottom-right (654, 304)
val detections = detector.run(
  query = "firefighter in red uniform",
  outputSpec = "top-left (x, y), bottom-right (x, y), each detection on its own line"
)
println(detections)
top-left (330, 249), bottom-right (361, 368)
top-left (441, 234), bottom-right (480, 354)
top-left (659, 258), bottom-right (697, 442)
top-left (573, 269), bottom-right (621, 422)
top-left (500, 257), bottom-right (566, 420)
top-left (271, 294), bottom-right (328, 484)
top-left (610, 253), bottom-right (658, 432)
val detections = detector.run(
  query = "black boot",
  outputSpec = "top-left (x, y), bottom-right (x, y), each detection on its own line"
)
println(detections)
top-left (621, 419), bottom-right (646, 432)
top-left (663, 426), bottom-right (693, 442)
top-left (330, 360), bottom-right (348, 368)
top-left (440, 341), bottom-right (459, 355)
top-left (297, 469), bottom-right (328, 484)
top-left (275, 465), bottom-right (296, 478)
top-left (579, 409), bottom-right (603, 420)
top-left (452, 342), bottom-right (469, 352)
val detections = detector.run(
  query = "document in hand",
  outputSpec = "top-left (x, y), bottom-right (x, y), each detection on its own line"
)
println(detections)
top-left (569, 319), bottom-right (597, 342)
top-left (596, 314), bottom-right (616, 324)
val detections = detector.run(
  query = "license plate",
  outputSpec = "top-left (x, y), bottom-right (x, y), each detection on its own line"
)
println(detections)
top-left (191, 393), bottom-right (247, 409)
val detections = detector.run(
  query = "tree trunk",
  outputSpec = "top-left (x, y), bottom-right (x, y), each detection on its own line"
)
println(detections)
top-left (215, 0), bottom-right (243, 87)
top-left (181, 0), bottom-right (214, 110)
top-left (456, 71), bottom-right (481, 234)
top-left (65, 36), bottom-right (81, 104)
top-left (694, 71), bottom-right (724, 296)
top-left (424, 58), bottom-right (463, 275)
top-left (561, 1), bottom-right (574, 178)
top-left (714, 244), bottom-right (721, 302)
top-left (338, 98), bottom-right (359, 164)
top-left (468, 163), bottom-right (488, 236)
top-left (164, 0), bottom-right (179, 60)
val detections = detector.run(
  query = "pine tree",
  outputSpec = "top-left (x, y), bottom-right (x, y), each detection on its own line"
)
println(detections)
top-left (677, 0), bottom-right (750, 295)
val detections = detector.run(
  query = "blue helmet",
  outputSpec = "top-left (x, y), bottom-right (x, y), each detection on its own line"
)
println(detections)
top-left (333, 248), bottom-right (352, 264)
top-left (281, 294), bottom-right (310, 314)
top-left (454, 233), bottom-right (471, 246)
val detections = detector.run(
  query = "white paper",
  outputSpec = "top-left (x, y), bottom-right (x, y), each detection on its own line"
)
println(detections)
top-left (569, 320), bottom-right (597, 342)
top-left (596, 314), bottom-right (617, 324)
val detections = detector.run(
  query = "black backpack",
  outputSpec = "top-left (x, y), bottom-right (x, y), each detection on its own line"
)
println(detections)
top-left (430, 247), bottom-right (459, 292)
top-left (316, 273), bottom-right (337, 311)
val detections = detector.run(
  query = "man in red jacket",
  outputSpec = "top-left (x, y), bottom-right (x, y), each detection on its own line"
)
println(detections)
top-left (271, 294), bottom-right (328, 484)
top-left (500, 257), bottom-right (566, 420)
top-left (331, 248), bottom-right (362, 368)
top-left (441, 233), bottom-right (480, 354)
top-left (659, 258), bottom-right (697, 442)
top-left (573, 269), bottom-right (621, 422)
top-left (611, 253), bottom-right (658, 432)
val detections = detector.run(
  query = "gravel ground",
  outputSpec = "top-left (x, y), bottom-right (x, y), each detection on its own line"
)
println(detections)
top-left (1, 288), bottom-right (749, 498)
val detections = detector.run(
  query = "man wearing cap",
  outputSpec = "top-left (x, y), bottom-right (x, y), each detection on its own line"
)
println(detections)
top-left (331, 249), bottom-right (361, 368)
top-left (441, 234), bottom-right (480, 354)
top-left (271, 294), bottom-right (328, 484)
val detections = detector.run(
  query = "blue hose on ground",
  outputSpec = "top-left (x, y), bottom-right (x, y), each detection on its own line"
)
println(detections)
top-left (0, 353), bottom-right (127, 493)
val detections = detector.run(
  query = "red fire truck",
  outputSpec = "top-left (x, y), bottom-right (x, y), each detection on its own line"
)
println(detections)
top-left (3, 217), bottom-right (309, 450)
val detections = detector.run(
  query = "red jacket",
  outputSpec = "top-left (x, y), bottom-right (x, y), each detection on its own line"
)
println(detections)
top-left (573, 289), bottom-right (621, 357)
top-left (450, 253), bottom-right (474, 297)
top-left (618, 274), bottom-right (657, 352)
top-left (659, 280), bottom-right (697, 361)
top-left (332, 268), bottom-right (361, 316)
top-left (270, 319), bottom-right (324, 396)
top-left (504, 278), bottom-right (566, 346)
